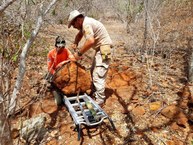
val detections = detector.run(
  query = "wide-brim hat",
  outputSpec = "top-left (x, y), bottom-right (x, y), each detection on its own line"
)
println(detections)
top-left (68, 10), bottom-right (84, 28)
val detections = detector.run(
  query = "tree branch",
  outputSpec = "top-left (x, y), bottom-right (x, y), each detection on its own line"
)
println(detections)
top-left (8, 0), bottom-right (58, 115)
top-left (0, 0), bottom-right (17, 14)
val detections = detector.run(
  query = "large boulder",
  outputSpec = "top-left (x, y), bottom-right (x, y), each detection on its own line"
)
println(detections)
top-left (53, 61), bottom-right (91, 95)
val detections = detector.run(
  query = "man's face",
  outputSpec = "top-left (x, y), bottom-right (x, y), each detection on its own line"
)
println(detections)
top-left (56, 47), bottom-right (63, 53)
top-left (56, 43), bottom-right (65, 53)
top-left (71, 18), bottom-right (81, 30)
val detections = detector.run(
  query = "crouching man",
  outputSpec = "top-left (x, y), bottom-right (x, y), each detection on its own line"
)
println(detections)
top-left (46, 36), bottom-right (75, 105)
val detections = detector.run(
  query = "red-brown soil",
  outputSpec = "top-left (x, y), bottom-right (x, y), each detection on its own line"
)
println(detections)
top-left (11, 3), bottom-right (193, 144)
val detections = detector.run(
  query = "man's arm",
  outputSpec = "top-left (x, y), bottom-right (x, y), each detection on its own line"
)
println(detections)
top-left (74, 24), bottom-right (95, 59)
top-left (79, 24), bottom-right (95, 54)
top-left (74, 31), bottom-right (83, 45)
top-left (71, 31), bottom-right (83, 52)
top-left (79, 36), bottom-right (95, 54)
top-left (66, 48), bottom-right (76, 61)
top-left (56, 60), bottom-right (70, 69)
top-left (47, 53), bottom-right (55, 74)
top-left (74, 36), bottom-right (95, 60)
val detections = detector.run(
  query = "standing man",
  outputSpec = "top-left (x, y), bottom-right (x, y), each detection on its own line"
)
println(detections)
top-left (68, 10), bottom-right (112, 105)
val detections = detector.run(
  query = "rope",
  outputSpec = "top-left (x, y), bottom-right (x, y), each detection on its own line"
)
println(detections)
top-left (75, 62), bottom-right (79, 93)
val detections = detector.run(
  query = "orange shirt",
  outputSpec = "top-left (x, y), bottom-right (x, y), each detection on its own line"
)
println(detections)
top-left (47, 48), bottom-right (74, 74)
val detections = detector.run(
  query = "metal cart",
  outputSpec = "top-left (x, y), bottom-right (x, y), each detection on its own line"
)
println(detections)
top-left (63, 93), bottom-right (116, 140)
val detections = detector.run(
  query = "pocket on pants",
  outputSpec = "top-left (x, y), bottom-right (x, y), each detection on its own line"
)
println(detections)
top-left (100, 45), bottom-right (112, 61)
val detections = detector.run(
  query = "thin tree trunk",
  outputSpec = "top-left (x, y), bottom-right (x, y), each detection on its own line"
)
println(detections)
top-left (0, 0), bottom-right (17, 14)
top-left (0, 93), bottom-right (12, 145)
top-left (143, 0), bottom-right (148, 53)
top-left (188, 39), bottom-right (193, 82)
top-left (8, 0), bottom-right (58, 115)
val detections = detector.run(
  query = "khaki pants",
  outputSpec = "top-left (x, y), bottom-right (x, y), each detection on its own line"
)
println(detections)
top-left (91, 49), bottom-right (111, 101)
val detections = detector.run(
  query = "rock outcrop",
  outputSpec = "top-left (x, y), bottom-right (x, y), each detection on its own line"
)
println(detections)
top-left (53, 61), bottom-right (92, 95)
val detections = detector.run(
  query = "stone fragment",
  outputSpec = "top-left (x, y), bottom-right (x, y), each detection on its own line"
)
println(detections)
top-left (161, 105), bottom-right (180, 119)
top-left (132, 106), bottom-right (145, 116)
top-left (149, 101), bottom-right (162, 111)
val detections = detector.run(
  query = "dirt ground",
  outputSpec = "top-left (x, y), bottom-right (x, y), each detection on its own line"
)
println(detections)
top-left (10, 15), bottom-right (193, 145)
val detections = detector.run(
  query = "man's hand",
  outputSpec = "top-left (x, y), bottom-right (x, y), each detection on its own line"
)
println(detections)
top-left (56, 60), bottom-right (70, 69)
top-left (71, 43), bottom-right (78, 52)
top-left (74, 52), bottom-right (82, 60)
top-left (45, 73), bottom-right (54, 83)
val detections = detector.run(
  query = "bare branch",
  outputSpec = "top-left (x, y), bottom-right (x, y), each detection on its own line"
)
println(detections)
top-left (0, 92), bottom-right (3, 103)
top-left (0, 0), bottom-right (17, 14)
top-left (8, 0), bottom-right (58, 115)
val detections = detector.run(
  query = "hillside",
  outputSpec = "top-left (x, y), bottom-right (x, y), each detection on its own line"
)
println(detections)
top-left (1, 0), bottom-right (193, 145)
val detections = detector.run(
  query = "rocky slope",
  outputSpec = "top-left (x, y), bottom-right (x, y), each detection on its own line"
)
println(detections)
top-left (10, 2), bottom-right (193, 144)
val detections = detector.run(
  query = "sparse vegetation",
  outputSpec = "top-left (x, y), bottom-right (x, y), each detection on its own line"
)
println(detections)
top-left (0, 0), bottom-right (193, 144)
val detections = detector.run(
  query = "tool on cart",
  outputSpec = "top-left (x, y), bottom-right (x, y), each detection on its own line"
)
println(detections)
top-left (63, 93), bottom-right (116, 140)
top-left (85, 99), bottom-right (97, 120)
top-left (76, 88), bottom-right (98, 121)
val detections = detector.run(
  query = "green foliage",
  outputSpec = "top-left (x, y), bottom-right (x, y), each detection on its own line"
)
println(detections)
top-left (127, 1), bottom-right (144, 15)
top-left (0, 17), bottom-right (22, 65)
top-left (12, 52), bottom-right (19, 62)
top-left (137, 2), bottom-right (144, 13)
top-left (23, 28), bottom-right (31, 39)
top-left (0, 48), bottom-right (20, 65)
top-left (126, 1), bottom-right (144, 24)
top-left (29, 37), bottom-right (50, 57)
top-left (42, 49), bottom-right (49, 57)
top-left (63, 0), bottom-right (69, 7)
top-left (59, 19), bottom-right (64, 24)
top-left (192, 140), bottom-right (193, 145)
top-left (26, 0), bottom-right (37, 5)
top-left (52, 9), bottom-right (57, 16)
top-left (117, 0), bottom-right (128, 12)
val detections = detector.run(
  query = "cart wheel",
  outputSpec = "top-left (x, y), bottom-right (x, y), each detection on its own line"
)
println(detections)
top-left (108, 117), bottom-right (116, 130)
top-left (76, 124), bottom-right (81, 141)
top-left (52, 90), bottom-right (63, 106)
